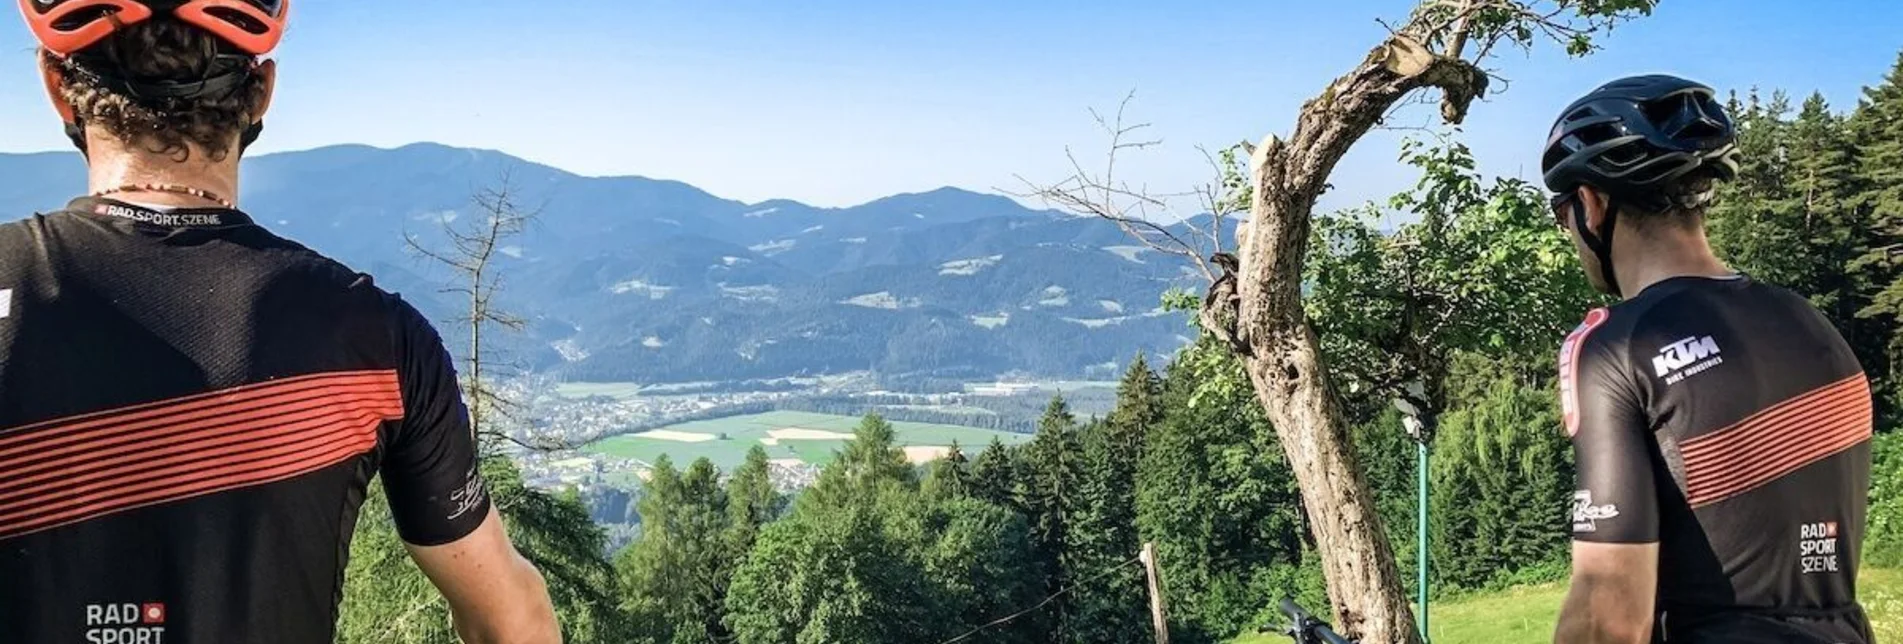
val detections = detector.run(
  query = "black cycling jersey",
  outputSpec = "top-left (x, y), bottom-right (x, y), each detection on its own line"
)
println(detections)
top-left (1560, 274), bottom-right (1874, 643)
top-left (0, 197), bottom-right (492, 644)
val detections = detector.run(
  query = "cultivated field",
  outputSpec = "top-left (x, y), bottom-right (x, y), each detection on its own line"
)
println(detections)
top-left (584, 410), bottom-right (1033, 470)
top-left (554, 381), bottom-right (669, 401)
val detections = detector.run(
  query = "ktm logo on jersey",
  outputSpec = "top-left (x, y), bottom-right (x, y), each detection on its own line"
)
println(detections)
top-left (1654, 335), bottom-right (1722, 378)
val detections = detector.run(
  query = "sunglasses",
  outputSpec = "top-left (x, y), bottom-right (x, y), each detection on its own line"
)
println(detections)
top-left (1549, 192), bottom-right (1577, 230)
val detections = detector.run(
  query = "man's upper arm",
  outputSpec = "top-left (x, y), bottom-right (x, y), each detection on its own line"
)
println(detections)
top-left (1559, 309), bottom-right (1657, 544)
top-left (1557, 541), bottom-right (1660, 644)
top-left (404, 506), bottom-right (554, 634)
top-left (383, 297), bottom-right (491, 546)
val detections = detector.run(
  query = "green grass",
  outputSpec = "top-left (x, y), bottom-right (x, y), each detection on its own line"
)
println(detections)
top-left (583, 410), bottom-right (1032, 470)
top-left (1231, 567), bottom-right (1902, 643)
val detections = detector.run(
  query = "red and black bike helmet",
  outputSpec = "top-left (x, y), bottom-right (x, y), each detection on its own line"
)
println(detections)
top-left (19, 0), bottom-right (290, 154)
top-left (20, 0), bottom-right (290, 57)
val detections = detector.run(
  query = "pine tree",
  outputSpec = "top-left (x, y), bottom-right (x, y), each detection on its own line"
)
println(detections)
top-left (721, 446), bottom-right (783, 640)
top-left (1135, 338), bottom-right (1308, 641)
top-left (1063, 356), bottom-right (1166, 642)
top-left (1853, 50), bottom-right (1903, 416)
top-left (809, 413), bottom-right (914, 509)
top-left (1014, 395), bottom-right (1084, 638)
top-left (678, 459), bottom-right (731, 644)
top-left (969, 437), bottom-right (1015, 509)
top-left (1709, 89), bottom-right (1807, 288)
top-left (726, 446), bottom-right (784, 561)
top-left (1787, 92), bottom-right (1892, 412)
top-left (923, 440), bottom-right (972, 500)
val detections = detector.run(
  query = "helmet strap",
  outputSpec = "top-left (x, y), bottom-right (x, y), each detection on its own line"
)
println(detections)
top-left (1573, 196), bottom-right (1622, 297)
top-left (66, 118), bottom-right (89, 158)
top-left (240, 120), bottom-right (264, 152)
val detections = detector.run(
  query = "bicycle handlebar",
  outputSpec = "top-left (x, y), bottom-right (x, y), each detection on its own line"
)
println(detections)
top-left (1278, 598), bottom-right (1356, 644)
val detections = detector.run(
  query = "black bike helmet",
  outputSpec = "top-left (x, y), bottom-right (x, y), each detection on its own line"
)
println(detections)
top-left (1542, 74), bottom-right (1739, 204)
top-left (1540, 74), bottom-right (1739, 296)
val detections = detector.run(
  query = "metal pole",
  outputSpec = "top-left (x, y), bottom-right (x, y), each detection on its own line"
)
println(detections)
top-left (1418, 439), bottom-right (1430, 643)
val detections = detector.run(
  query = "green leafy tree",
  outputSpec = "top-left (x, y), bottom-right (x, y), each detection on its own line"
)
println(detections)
top-left (910, 497), bottom-right (1047, 644)
top-left (725, 503), bottom-right (937, 644)
top-left (725, 415), bottom-right (1045, 644)
top-left (1867, 431), bottom-right (1903, 567)
top-left (615, 456), bottom-right (732, 644)
top-left (1428, 370), bottom-right (1574, 590)
top-left (1307, 135), bottom-right (1601, 422)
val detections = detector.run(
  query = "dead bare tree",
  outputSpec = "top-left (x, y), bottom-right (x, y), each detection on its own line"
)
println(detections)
top-left (406, 169), bottom-right (568, 453)
top-left (1011, 90), bottom-right (1249, 287)
top-left (1022, 2), bottom-right (1656, 642)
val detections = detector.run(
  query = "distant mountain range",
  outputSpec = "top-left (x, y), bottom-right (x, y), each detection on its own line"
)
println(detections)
top-left (0, 143), bottom-right (1204, 383)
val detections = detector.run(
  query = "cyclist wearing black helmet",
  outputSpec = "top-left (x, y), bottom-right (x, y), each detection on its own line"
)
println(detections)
top-left (0, 2), bottom-right (559, 642)
top-left (1545, 75), bottom-right (1874, 644)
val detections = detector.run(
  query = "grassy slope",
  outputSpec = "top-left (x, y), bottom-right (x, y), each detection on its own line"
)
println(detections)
top-left (584, 410), bottom-right (1032, 470)
top-left (1233, 567), bottom-right (1900, 643)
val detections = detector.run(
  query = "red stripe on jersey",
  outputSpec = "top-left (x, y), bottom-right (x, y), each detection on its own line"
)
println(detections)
top-left (1680, 374), bottom-right (1872, 508)
top-left (1559, 308), bottom-right (1611, 437)
top-left (0, 370), bottom-right (403, 540)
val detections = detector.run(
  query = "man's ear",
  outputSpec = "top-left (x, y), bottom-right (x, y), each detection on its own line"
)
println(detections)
top-left (254, 59), bottom-right (277, 123)
top-left (38, 54), bottom-right (77, 125)
top-left (1575, 185), bottom-right (1612, 234)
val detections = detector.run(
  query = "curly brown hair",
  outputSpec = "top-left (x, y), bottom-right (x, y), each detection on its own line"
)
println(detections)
top-left (46, 18), bottom-right (269, 163)
top-left (1623, 173), bottom-right (1719, 231)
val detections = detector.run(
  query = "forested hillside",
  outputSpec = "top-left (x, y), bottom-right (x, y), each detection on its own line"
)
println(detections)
top-left (332, 50), bottom-right (1903, 644)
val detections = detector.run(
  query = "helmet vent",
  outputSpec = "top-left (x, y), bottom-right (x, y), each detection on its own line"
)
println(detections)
top-left (1596, 141), bottom-right (1647, 169)
top-left (1576, 121), bottom-right (1625, 146)
top-left (205, 6), bottom-right (268, 35)
top-left (1640, 96), bottom-right (1686, 129)
top-left (52, 6), bottom-right (122, 32)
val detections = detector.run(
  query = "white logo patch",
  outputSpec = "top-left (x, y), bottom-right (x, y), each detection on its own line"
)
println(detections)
top-left (0, 289), bottom-right (11, 319)
top-left (1799, 521), bottom-right (1843, 574)
top-left (1653, 335), bottom-right (1724, 384)
top-left (1571, 490), bottom-right (1620, 533)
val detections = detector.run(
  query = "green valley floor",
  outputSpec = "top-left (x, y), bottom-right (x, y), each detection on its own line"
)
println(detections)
top-left (1232, 567), bottom-right (1901, 643)
top-left (585, 410), bottom-right (1032, 471)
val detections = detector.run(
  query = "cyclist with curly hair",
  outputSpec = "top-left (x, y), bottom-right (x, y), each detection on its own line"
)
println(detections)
top-left (0, 3), bottom-right (561, 642)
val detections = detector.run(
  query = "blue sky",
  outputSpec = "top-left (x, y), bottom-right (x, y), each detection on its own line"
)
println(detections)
top-left (1, 1), bottom-right (1898, 212)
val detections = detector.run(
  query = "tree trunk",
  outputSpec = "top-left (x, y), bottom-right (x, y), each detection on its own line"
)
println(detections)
top-left (1243, 339), bottom-right (1413, 642)
top-left (1209, 34), bottom-right (1488, 644)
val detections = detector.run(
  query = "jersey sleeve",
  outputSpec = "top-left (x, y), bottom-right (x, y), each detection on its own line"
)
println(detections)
top-left (1560, 310), bottom-right (1658, 543)
top-left (381, 297), bottom-right (492, 546)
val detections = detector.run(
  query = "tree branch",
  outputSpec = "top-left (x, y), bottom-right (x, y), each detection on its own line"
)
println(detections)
top-left (1009, 91), bottom-right (1241, 284)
